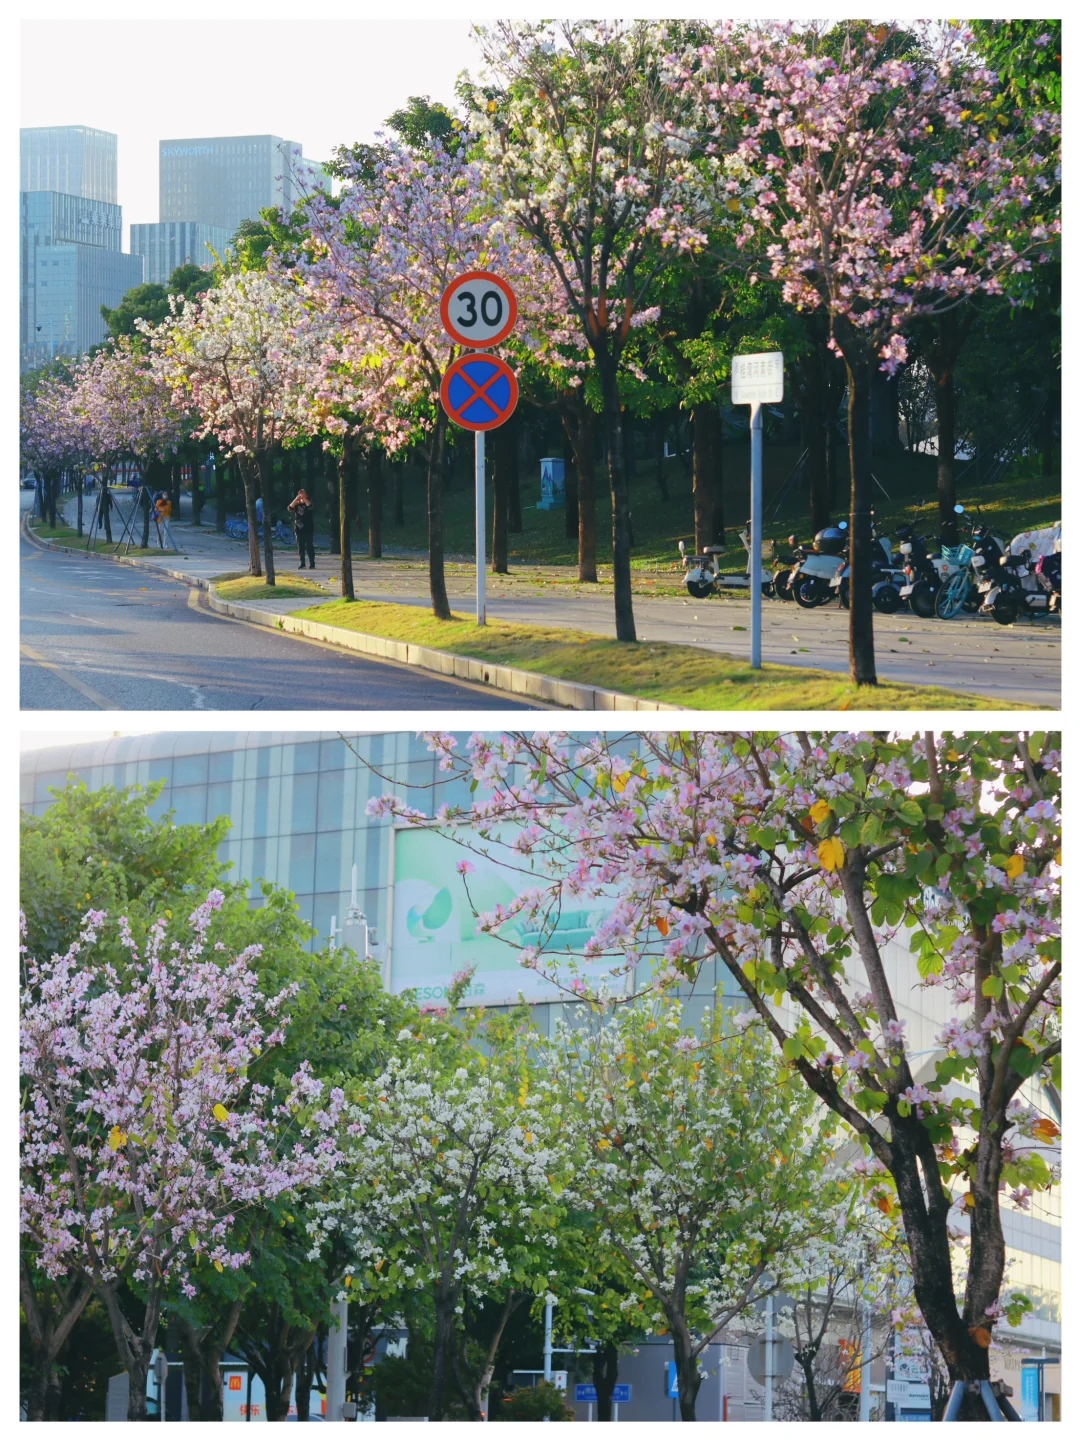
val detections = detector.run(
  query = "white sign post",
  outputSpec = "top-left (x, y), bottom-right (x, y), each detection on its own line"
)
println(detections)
top-left (440, 272), bottom-right (519, 627)
top-left (731, 352), bottom-right (784, 668)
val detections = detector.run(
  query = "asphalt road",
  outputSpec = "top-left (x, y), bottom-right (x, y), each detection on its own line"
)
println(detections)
top-left (20, 533), bottom-right (533, 712)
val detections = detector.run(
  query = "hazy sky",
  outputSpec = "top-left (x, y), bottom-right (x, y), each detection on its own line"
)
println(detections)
top-left (21, 18), bottom-right (486, 247)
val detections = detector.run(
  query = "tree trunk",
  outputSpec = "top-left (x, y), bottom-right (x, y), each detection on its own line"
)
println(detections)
top-left (176, 1301), bottom-right (240, 1423)
top-left (427, 410), bottom-right (451, 620)
top-left (216, 456), bottom-right (227, 532)
top-left (667, 1308), bottom-right (701, 1422)
top-left (238, 455), bottom-right (262, 575)
top-left (102, 469), bottom-right (114, 544)
top-left (394, 460), bottom-right (405, 527)
top-left (339, 437), bottom-right (356, 601)
top-left (599, 364), bottom-right (636, 640)
top-left (294, 1339), bottom-right (316, 1423)
top-left (562, 401), bottom-right (597, 583)
top-left (799, 1355), bottom-right (823, 1422)
top-left (592, 1340), bottom-right (619, 1422)
top-left (256, 448), bottom-right (277, 587)
top-left (798, 346), bottom-right (832, 532)
top-left (491, 422), bottom-right (509, 574)
top-left (507, 422), bottom-right (523, 532)
top-left (692, 404), bottom-right (717, 554)
top-left (652, 414), bottom-right (669, 501)
top-left (281, 446), bottom-right (293, 514)
top-left (76, 476), bottom-right (84, 537)
top-left (20, 1262), bottom-right (91, 1424)
top-left (99, 1280), bottom-right (158, 1422)
top-left (367, 445), bottom-right (383, 559)
top-left (192, 447), bottom-right (203, 525)
top-left (140, 482), bottom-right (152, 548)
top-left (326, 451), bottom-right (340, 555)
top-left (171, 460), bottom-right (182, 521)
top-left (564, 445), bottom-right (579, 539)
top-left (428, 1287), bottom-right (460, 1421)
top-left (925, 309), bottom-right (974, 547)
top-left (842, 350), bottom-right (877, 686)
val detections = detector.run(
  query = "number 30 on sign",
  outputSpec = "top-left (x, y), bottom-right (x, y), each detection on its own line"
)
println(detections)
top-left (440, 271), bottom-right (518, 348)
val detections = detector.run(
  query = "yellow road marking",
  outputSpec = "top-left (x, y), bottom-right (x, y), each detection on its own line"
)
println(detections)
top-left (20, 644), bottom-right (114, 710)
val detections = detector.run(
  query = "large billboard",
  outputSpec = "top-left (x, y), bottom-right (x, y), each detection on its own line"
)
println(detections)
top-left (390, 825), bottom-right (622, 1006)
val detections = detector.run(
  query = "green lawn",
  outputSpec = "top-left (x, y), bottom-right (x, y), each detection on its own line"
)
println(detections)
top-left (288, 599), bottom-right (1020, 711)
top-left (363, 439), bottom-right (1060, 575)
top-left (215, 573), bottom-right (327, 601)
top-left (27, 521), bottom-right (82, 542)
top-left (28, 520), bottom-right (185, 558)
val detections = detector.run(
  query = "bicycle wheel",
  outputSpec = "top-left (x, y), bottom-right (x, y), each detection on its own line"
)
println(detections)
top-left (935, 574), bottom-right (968, 620)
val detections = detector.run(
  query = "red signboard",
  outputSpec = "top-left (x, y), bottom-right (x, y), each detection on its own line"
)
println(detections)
top-left (440, 353), bottom-right (519, 432)
top-left (440, 271), bottom-right (518, 348)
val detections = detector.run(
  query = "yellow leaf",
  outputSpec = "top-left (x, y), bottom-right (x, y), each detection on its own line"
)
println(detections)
top-left (809, 799), bottom-right (831, 825)
top-left (963, 1192), bottom-right (976, 1209)
top-left (597, 1138), bottom-right (611, 1151)
top-left (1032, 1118), bottom-right (1059, 1142)
top-left (875, 1195), bottom-right (894, 1215)
top-left (213, 1103), bottom-right (229, 1123)
top-left (108, 1126), bottom-right (127, 1151)
top-left (725, 196), bottom-right (741, 213)
top-left (1004, 854), bottom-right (1024, 880)
top-left (656, 916), bottom-right (670, 937)
top-left (612, 771), bottom-right (629, 793)
top-left (375, 1259), bottom-right (384, 1272)
top-left (214, 1261), bottom-right (224, 1273)
top-left (704, 833), bottom-right (717, 846)
top-left (345, 1275), bottom-right (353, 1286)
top-left (817, 836), bottom-right (846, 872)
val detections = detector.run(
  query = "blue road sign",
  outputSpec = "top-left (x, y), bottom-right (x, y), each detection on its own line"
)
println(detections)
top-left (667, 1362), bottom-right (679, 1398)
top-left (440, 354), bottom-right (519, 432)
top-left (574, 1384), bottom-right (632, 1405)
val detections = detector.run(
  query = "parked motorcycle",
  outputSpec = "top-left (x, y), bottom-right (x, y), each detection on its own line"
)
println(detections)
top-left (827, 517), bottom-right (907, 612)
top-left (788, 526), bottom-right (848, 608)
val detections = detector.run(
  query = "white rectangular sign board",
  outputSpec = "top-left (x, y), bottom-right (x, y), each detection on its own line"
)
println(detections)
top-left (887, 1380), bottom-right (932, 1408)
top-left (732, 351), bottom-right (784, 405)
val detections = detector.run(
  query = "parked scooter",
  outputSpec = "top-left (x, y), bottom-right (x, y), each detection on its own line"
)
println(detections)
top-left (895, 521), bottom-right (945, 619)
top-left (827, 517), bottom-right (907, 612)
top-left (678, 528), bottom-right (772, 599)
top-left (787, 526), bottom-right (848, 608)
top-left (935, 506), bottom-right (1007, 619)
top-left (980, 526), bottom-right (1061, 624)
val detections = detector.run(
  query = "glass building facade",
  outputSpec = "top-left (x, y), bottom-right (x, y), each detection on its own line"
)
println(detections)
top-left (130, 220), bottom-right (231, 284)
top-left (158, 135), bottom-right (320, 237)
top-left (20, 730), bottom-right (1060, 1358)
top-left (20, 125), bottom-right (117, 204)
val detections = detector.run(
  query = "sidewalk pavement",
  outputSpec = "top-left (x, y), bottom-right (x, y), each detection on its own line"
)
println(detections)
top-left (52, 493), bottom-right (1061, 707)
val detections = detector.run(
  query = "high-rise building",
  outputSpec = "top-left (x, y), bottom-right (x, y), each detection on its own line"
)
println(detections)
top-left (130, 220), bottom-right (231, 285)
top-left (19, 193), bottom-right (143, 370)
top-left (20, 124), bottom-right (117, 204)
top-left (158, 134), bottom-right (320, 238)
top-left (19, 126), bottom-right (144, 370)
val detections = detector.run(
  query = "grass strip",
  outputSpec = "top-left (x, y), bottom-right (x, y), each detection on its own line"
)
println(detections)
top-left (216, 573), bottom-right (328, 602)
top-left (286, 598), bottom-right (1018, 711)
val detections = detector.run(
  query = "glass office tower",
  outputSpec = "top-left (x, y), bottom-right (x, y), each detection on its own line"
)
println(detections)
top-left (19, 191), bottom-right (143, 368)
top-left (130, 220), bottom-right (231, 284)
top-left (20, 125), bottom-right (118, 204)
top-left (158, 135), bottom-right (318, 237)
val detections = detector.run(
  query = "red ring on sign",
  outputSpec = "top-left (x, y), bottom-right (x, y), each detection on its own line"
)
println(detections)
top-left (440, 354), bottom-right (519, 432)
top-left (439, 271), bottom-right (518, 348)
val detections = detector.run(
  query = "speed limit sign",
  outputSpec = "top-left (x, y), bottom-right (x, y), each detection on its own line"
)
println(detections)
top-left (440, 271), bottom-right (517, 348)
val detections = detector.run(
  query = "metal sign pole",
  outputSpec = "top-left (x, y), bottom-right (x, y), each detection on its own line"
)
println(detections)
top-left (476, 430), bottom-right (486, 625)
top-left (750, 402), bottom-right (763, 669)
top-left (764, 1291), bottom-right (774, 1421)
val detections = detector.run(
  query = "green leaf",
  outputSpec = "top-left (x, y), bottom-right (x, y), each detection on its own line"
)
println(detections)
top-left (981, 976), bottom-right (1004, 1000)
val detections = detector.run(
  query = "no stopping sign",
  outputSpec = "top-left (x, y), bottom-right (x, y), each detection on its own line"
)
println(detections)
top-left (440, 271), bottom-right (518, 348)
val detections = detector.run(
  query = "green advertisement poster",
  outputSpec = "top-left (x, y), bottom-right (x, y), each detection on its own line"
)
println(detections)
top-left (391, 826), bottom-right (621, 1006)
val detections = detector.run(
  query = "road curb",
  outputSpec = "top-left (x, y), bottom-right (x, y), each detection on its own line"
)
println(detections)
top-left (23, 514), bottom-right (679, 712)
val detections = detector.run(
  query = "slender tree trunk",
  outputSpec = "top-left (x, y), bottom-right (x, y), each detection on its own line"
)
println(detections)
top-left (428, 1287), bottom-right (459, 1421)
top-left (564, 445), bottom-right (579, 539)
top-left (798, 345), bottom-right (832, 532)
top-left (599, 361), bottom-right (636, 640)
top-left (339, 436), bottom-right (356, 601)
top-left (925, 309), bottom-right (974, 547)
top-left (427, 410), bottom-right (451, 620)
top-left (177, 1300), bottom-right (240, 1423)
top-left (800, 1356), bottom-right (823, 1422)
top-left (216, 456), bottom-right (227, 532)
top-left (562, 402), bottom-right (597, 583)
top-left (692, 404), bottom-right (717, 554)
top-left (507, 421), bottom-right (523, 532)
top-left (592, 1340), bottom-right (619, 1422)
top-left (842, 349), bottom-right (877, 685)
top-left (140, 479), bottom-right (152, 548)
top-left (281, 446), bottom-right (293, 513)
top-left (171, 460), bottom-right (181, 521)
top-left (101, 467), bottom-right (114, 544)
top-left (99, 1279), bottom-right (159, 1422)
top-left (20, 1263), bottom-right (91, 1424)
top-left (651, 413), bottom-right (669, 501)
top-left (76, 476), bottom-right (84, 537)
top-left (192, 447), bottom-right (203, 525)
top-left (239, 455), bottom-right (262, 576)
top-left (294, 1340), bottom-right (316, 1423)
top-left (367, 445), bottom-right (383, 559)
top-left (326, 451), bottom-right (340, 555)
top-left (491, 421), bottom-right (509, 574)
top-left (667, 1306), bottom-right (701, 1423)
top-left (256, 448), bottom-right (277, 587)
top-left (394, 460), bottom-right (405, 526)
top-left (469, 1291), bottom-right (524, 1420)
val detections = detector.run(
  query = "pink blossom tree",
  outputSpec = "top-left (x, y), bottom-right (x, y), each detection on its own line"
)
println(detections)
top-left (19, 368), bottom-right (84, 531)
top-left (297, 137), bottom-right (545, 620)
top-left (472, 20), bottom-right (729, 642)
top-left (20, 893), bottom-right (343, 1420)
top-left (388, 730), bottom-right (1059, 1412)
top-left (672, 21), bottom-right (1060, 683)
top-left (143, 271), bottom-right (327, 583)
